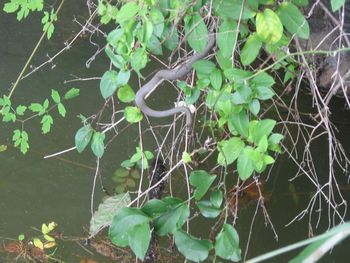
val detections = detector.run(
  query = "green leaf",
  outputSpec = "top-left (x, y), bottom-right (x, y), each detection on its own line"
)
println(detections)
top-left (142, 18), bottom-right (154, 43)
top-left (142, 199), bottom-right (170, 218)
top-left (257, 135), bottom-right (269, 152)
top-left (249, 99), bottom-right (260, 116)
top-left (16, 105), bottom-right (26, 116)
top-left (124, 106), bottom-right (143, 123)
top-left (184, 13), bottom-right (208, 52)
top-left (109, 208), bottom-right (150, 247)
top-left (256, 9), bottom-right (283, 44)
top-left (229, 111), bottom-right (249, 138)
top-left (192, 60), bottom-right (216, 76)
top-left (237, 149), bottom-right (255, 180)
top-left (29, 103), bottom-right (44, 113)
top-left (162, 21), bottom-right (179, 51)
top-left (90, 193), bottom-right (131, 236)
top-left (128, 222), bottom-right (151, 260)
top-left (250, 119), bottom-right (276, 144)
top-left (150, 8), bottom-right (164, 38)
top-left (174, 230), bottom-right (213, 262)
top-left (116, 2), bottom-right (139, 24)
top-left (117, 70), bottom-right (131, 86)
top-left (210, 69), bottom-right (222, 90)
top-left (182, 151), bottom-right (192, 164)
top-left (100, 70), bottom-right (119, 99)
top-left (268, 133), bottom-right (284, 144)
top-left (215, 224), bottom-right (241, 261)
top-left (105, 46), bottom-right (125, 69)
top-left (57, 103), bottom-right (66, 117)
top-left (51, 89), bottom-right (60, 103)
top-left (3, 2), bottom-right (19, 13)
top-left (277, 2), bottom-right (309, 39)
top-left (155, 202), bottom-right (189, 236)
top-left (255, 86), bottom-right (275, 100)
top-left (189, 170), bottom-right (217, 200)
top-left (91, 132), bottom-right (105, 158)
top-left (210, 190), bottom-right (223, 208)
top-left (331, 0), bottom-right (345, 11)
top-left (64, 88), bottom-right (80, 100)
top-left (240, 33), bottom-right (262, 66)
top-left (146, 34), bottom-right (163, 55)
top-left (213, 0), bottom-right (255, 20)
top-left (107, 28), bottom-right (124, 47)
top-left (217, 137), bottom-right (245, 166)
top-left (75, 125), bottom-right (93, 153)
top-left (252, 71), bottom-right (275, 88)
top-left (217, 19), bottom-right (237, 58)
top-left (117, 84), bottom-right (135, 103)
top-left (196, 200), bottom-right (221, 218)
top-left (41, 114), bottom-right (53, 134)
top-left (131, 48), bottom-right (148, 76)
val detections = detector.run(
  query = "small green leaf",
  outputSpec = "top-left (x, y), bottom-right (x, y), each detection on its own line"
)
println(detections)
top-left (210, 69), bottom-right (222, 90)
top-left (105, 47), bottom-right (125, 69)
top-left (256, 9), bottom-right (283, 44)
top-left (146, 34), bottom-right (163, 55)
top-left (51, 89), bottom-right (60, 103)
top-left (215, 224), bottom-right (241, 261)
top-left (117, 84), bottom-right (135, 103)
top-left (75, 125), bottom-right (93, 153)
top-left (189, 170), bottom-right (217, 200)
top-left (237, 149), bottom-right (255, 180)
top-left (197, 200), bottom-right (221, 218)
top-left (217, 137), bottom-right (245, 166)
top-left (174, 230), bottom-right (213, 262)
top-left (64, 88), bottom-right (80, 100)
top-left (57, 103), bottom-right (66, 117)
top-left (41, 114), bottom-right (53, 134)
top-left (162, 21), bottom-right (179, 51)
top-left (18, 234), bottom-right (25, 241)
top-left (91, 132), bottom-right (105, 158)
top-left (240, 33), bottom-right (262, 66)
top-left (249, 99), bottom-right (260, 116)
top-left (16, 105), bottom-right (27, 116)
top-left (124, 106), bottom-right (143, 123)
top-left (193, 60), bottom-right (216, 76)
top-left (3, 2), bottom-right (19, 13)
top-left (229, 111), bottom-right (249, 138)
top-left (182, 151), bottom-right (192, 164)
top-left (210, 190), bottom-right (223, 208)
top-left (131, 48), bottom-right (148, 76)
top-left (100, 70), bottom-right (119, 99)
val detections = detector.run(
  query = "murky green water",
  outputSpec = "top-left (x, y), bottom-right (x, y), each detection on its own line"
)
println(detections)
top-left (1, 3), bottom-right (350, 262)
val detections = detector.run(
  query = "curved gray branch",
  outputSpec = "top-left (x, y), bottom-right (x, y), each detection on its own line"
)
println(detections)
top-left (135, 32), bottom-right (216, 127)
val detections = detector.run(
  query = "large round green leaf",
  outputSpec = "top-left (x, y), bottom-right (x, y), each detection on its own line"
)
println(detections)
top-left (256, 9), bottom-right (283, 44)
top-left (174, 230), bottom-right (213, 262)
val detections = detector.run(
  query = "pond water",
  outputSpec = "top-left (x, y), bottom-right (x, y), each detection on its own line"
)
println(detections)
top-left (1, 2), bottom-right (350, 262)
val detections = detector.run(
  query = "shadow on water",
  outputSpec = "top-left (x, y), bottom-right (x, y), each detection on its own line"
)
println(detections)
top-left (1, 2), bottom-right (350, 262)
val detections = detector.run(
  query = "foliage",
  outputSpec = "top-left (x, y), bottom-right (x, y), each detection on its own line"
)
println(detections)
top-left (0, 88), bottom-right (79, 154)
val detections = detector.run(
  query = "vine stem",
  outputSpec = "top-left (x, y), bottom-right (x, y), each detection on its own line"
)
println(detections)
top-left (8, 0), bottom-right (65, 99)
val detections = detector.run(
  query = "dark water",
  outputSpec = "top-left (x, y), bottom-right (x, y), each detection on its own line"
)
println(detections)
top-left (1, 2), bottom-right (350, 262)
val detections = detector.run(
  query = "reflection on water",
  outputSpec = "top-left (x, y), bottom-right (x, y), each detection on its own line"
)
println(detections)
top-left (1, 2), bottom-right (350, 262)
